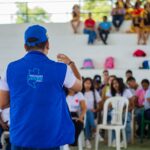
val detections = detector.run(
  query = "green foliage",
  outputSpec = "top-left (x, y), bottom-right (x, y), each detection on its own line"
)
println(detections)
top-left (81, 0), bottom-right (112, 21)
top-left (16, 3), bottom-right (50, 23)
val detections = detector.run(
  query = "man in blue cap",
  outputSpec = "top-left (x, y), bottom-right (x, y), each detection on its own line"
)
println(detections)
top-left (0, 25), bottom-right (82, 150)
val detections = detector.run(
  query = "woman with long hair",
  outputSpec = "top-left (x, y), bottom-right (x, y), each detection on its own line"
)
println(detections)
top-left (106, 78), bottom-right (134, 145)
top-left (82, 77), bottom-right (103, 149)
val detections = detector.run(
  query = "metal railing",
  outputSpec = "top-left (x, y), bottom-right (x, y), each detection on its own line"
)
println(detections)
top-left (0, 0), bottom-right (113, 24)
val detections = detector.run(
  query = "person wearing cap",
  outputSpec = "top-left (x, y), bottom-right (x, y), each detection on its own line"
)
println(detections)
top-left (0, 25), bottom-right (82, 150)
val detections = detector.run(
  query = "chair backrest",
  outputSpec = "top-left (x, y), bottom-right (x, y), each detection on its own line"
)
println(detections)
top-left (102, 96), bottom-right (129, 127)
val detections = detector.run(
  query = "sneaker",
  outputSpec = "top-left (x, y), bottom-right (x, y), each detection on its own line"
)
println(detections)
top-left (85, 140), bottom-right (92, 149)
top-left (112, 140), bottom-right (116, 147)
top-left (99, 134), bottom-right (104, 142)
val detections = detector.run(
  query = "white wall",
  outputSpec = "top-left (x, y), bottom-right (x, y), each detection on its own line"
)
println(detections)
top-left (0, 22), bottom-right (149, 83)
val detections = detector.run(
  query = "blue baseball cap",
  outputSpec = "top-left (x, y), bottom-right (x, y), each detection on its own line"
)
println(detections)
top-left (24, 25), bottom-right (48, 46)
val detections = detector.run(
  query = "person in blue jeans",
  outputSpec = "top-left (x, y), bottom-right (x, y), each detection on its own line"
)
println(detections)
top-left (83, 13), bottom-right (97, 44)
top-left (111, 2), bottom-right (125, 31)
top-left (0, 25), bottom-right (83, 150)
top-left (82, 78), bottom-right (103, 149)
top-left (106, 78), bottom-right (135, 145)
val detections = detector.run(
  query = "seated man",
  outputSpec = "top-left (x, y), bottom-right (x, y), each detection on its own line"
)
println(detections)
top-left (98, 16), bottom-right (112, 45)
top-left (137, 86), bottom-right (150, 136)
top-left (83, 12), bottom-right (97, 44)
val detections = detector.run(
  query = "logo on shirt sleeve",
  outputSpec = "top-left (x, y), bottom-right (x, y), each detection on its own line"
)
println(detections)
top-left (27, 68), bottom-right (43, 88)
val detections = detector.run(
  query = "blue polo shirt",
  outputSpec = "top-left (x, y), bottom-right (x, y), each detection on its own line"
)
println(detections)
top-left (99, 22), bottom-right (112, 30)
top-left (6, 51), bottom-right (75, 148)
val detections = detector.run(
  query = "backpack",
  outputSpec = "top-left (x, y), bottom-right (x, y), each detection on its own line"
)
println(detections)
top-left (133, 49), bottom-right (146, 57)
top-left (142, 60), bottom-right (150, 69)
top-left (81, 58), bottom-right (94, 69)
top-left (104, 57), bottom-right (115, 69)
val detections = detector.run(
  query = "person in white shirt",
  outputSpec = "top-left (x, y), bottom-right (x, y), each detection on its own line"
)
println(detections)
top-left (82, 78), bottom-right (102, 149)
top-left (106, 78), bottom-right (134, 144)
top-left (65, 89), bottom-right (86, 146)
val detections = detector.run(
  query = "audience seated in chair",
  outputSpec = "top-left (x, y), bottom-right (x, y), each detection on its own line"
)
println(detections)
top-left (65, 88), bottom-right (86, 147)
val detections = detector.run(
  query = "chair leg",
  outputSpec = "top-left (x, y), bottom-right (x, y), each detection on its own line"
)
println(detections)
top-left (95, 128), bottom-right (100, 150)
top-left (141, 123), bottom-right (144, 143)
top-left (115, 129), bottom-right (120, 150)
top-left (122, 129), bottom-right (127, 149)
top-left (108, 130), bottom-right (112, 147)
top-left (131, 115), bottom-right (134, 144)
top-left (78, 131), bottom-right (83, 150)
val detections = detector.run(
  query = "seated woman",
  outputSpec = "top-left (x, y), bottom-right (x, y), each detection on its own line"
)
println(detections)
top-left (131, 3), bottom-right (144, 44)
top-left (71, 4), bottom-right (80, 34)
top-left (65, 88), bottom-right (86, 146)
top-left (124, 0), bottom-right (133, 20)
top-left (141, 3), bottom-right (150, 45)
top-left (106, 78), bottom-right (134, 145)
top-left (82, 78), bottom-right (103, 149)
top-left (83, 13), bottom-right (97, 44)
top-left (111, 2), bottom-right (126, 31)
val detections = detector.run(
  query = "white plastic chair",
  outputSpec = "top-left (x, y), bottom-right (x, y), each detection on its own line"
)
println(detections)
top-left (95, 96), bottom-right (129, 150)
top-left (131, 109), bottom-right (135, 144)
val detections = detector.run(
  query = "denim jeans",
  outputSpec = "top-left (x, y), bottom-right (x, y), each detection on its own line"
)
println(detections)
top-left (137, 108), bottom-right (150, 135)
top-left (11, 145), bottom-right (60, 150)
top-left (112, 15), bottom-right (124, 29)
top-left (83, 29), bottom-right (97, 44)
top-left (99, 30), bottom-right (109, 44)
top-left (85, 110), bottom-right (96, 140)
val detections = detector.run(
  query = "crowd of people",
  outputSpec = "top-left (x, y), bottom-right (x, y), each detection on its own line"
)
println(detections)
top-left (71, 0), bottom-right (150, 45)
top-left (0, 68), bottom-right (150, 149)
top-left (64, 69), bottom-right (150, 149)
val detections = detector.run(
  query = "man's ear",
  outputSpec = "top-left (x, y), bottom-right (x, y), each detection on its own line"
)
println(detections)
top-left (46, 41), bottom-right (50, 50)
top-left (24, 44), bottom-right (28, 51)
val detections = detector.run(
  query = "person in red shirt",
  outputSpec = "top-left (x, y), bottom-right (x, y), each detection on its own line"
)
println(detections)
top-left (83, 13), bottom-right (97, 44)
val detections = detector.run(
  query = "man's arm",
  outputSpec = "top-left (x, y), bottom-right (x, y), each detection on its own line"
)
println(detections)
top-left (57, 54), bottom-right (82, 92)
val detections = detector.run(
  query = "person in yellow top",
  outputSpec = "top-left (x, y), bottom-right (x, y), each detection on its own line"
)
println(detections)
top-left (71, 4), bottom-right (80, 34)
top-left (140, 3), bottom-right (150, 45)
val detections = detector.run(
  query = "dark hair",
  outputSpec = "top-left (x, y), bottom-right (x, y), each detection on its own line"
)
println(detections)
top-left (126, 69), bottom-right (133, 75)
top-left (82, 77), bottom-right (94, 94)
top-left (109, 75), bottom-right (117, 79)
top-left (25, 37), bottom-right (48, 51)
top-left (103, 16), bottom-right (107, 19)
top-left (103, 69), bottom-right (109, 74)
top-left (110, 78), bottom-right (126, 96)
top-left (141, 79), bottom-right (149, 85)
top-left (115, 2), bottom-right (119, 6)
top-left (127, 76), bottom-right (136, 82)
top-left (93, 75), bottom-right (101, 84)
